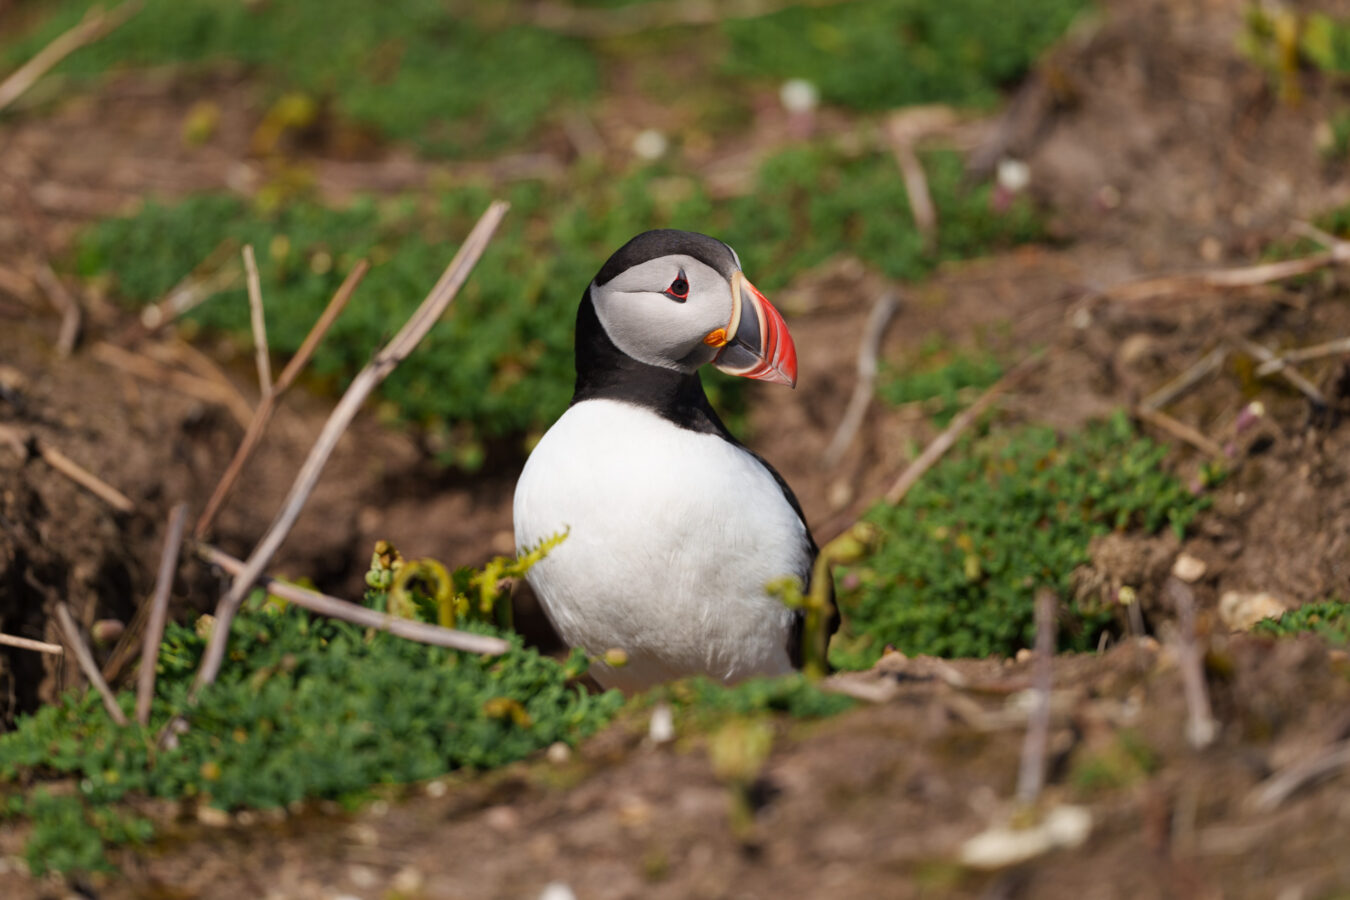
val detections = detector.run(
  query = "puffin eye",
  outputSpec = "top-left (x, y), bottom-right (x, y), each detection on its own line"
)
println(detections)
top-left (664, 270), bottom-right (689, 302)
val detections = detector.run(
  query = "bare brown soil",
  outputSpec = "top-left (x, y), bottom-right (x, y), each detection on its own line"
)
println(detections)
top-left (4, 0), bottom-right (1350, 897)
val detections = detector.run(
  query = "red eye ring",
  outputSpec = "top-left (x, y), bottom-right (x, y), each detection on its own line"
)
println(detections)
top-left (665, 269), bottom-right (689, 301)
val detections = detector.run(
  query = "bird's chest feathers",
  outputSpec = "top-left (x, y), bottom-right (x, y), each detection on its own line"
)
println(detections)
top-left (513, 400), bottom-right (804, 673)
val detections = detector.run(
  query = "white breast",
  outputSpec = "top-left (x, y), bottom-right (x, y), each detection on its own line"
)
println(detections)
top-left (513, 399), bottom-right (806, 691)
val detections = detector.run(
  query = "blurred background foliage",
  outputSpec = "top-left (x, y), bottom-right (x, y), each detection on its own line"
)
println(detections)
top-left (8, 0), bottom-right (1084, 461)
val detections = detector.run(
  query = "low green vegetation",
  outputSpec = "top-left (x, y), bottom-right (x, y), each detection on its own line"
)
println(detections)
top-left (1069, 729), bottom-right (1158, 796)
top-left (724, 0), bottom-right (1092, 110)
top-left (0, 540), bottom-right (859, 876)
top-left (654, 673), bottom-right (855, 729)
top-left (0, 544), bottom-right (622, 876)
top-left (831, 412), bottom-right (1210, 667)
top-left (880, 346), bottom-right (1004, 424)
top-left (1253, 599), bottom-right (1350, 644)
top-left (75, 146), bottom-right (1043, 463)
top-left (1, 0), bottom-right (595, 157)
top-left (7, 0), bottom-right (1094, 151)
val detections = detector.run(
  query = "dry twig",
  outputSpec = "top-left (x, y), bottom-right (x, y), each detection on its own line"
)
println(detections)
top-left (242, 245), bottom-right (273, 397)
top-left (54, 602), bottom-right (128, 726)
top-left (1141, 346), bottom-right (1227, 411)
top-left (883, 354), bottom-right (1042, 505)
top-left (195, 261), bottom-right (369, 539)
top-left (31, 261), bottom-right (81, 357)
top-left (0, 1), bottom-right (142, 113)
top-left (885, 108), bottom-right (955, 248)
top-left (518, 0), bottom-right (852, 37)
top-left (821, 291), bottom-right (898, 468)
top-left (1255, 336), bottom-right (1350, 376)
top-left (136, 503), bottom-right (186, 726)
top-left (196, 544), bottom-right (510, 655)
top-left (92, 341), bottom-right (254, 428)
top-left (1134, 406), bottom-right (1226, 459)
top-left (1102, 252), bottom-right (1346, 303)
top-left (190, 200), bottom-right (509, 697)
top-left (1016, 590), bottom-right (1057, 805)
top-left (130, 240), bottom-right (241, 336)
top-left (0, 632), bottom-right (64, 655)
top-left (0, 423), bottom-right (135, 513)
top-left (1166, 578), bottom-right (1217, 749)
top-left (1246, 738), bottom-right (1350, 813)
top-left (1232, 336), bottom-right (1326, 408)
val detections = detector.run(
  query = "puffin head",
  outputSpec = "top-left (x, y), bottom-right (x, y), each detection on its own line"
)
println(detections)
top-left (584, 229), bottom-right (797, 387)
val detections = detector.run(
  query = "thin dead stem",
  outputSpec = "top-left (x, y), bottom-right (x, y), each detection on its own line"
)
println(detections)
top-left (54, 602), bottom-right (128, 726)
top-left (518, 0), bottom-right (853, 38)
top-left (136, 503), bottom-right (186, 726)
top-left (131, 239), bottom-right (241, 337)
top-left (1134, 406), bottom-right (1226, 459)
top-left (0, 633), bottom-right (64, 655)
top-left (1141, 346), bottom-right (1227, 411)
top-left (1103, 252), bottom-right (1344, 303)
top-left (194, 260), bottom-right (369, 539)
top-left (821, 292), bottom-right (898, 468)
top-left (0, 424), bottom-right (135, 513)
top-left (31, 261), bottom-right (81, 357)
top-left (1015, 589), bottom-right (1057, 805)
top-left (1166, 578), bottom-right (1217, 749)
top-left (884, 354), bottom-right (1042, 505)
top-left (196, 544), bottom-right (510, 655)
top-left (0, 1), bottom-right (142, 113)
top-left (1246, 738), bottom-right (1350, 813)
top-left (1255, 336), bottom-right (1350, 376)
top-left (242, 245), bottom-right (273, 397)
top-left (189, 200), bottom-right (509, 697)
top-left (1232, 336), bottom-right (1326, 408)
top-left (92, 341), bottom-right (254, 428)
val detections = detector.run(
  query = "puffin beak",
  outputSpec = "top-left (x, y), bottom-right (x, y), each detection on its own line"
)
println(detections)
top-left (705, 272), bottom-right (798, 387)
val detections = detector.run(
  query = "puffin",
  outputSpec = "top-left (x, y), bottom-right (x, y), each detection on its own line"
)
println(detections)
top-left (513, 229), bottom-right (827, 692)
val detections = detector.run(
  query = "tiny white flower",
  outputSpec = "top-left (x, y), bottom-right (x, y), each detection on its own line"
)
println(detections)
top-left (780, 78), bottom-right (819, 114)
top-left (632, 129), bottom-right (668, 161)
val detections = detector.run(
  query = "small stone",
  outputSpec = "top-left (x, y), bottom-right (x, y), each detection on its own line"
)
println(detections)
top-left (1171, 553), bottom-right (1207, 583)
top-left (827, 479), bottom-right (853, 510)
top-left (617, 795), bottom-right (653, 828)
top-left (196, 805), bottom-right (231, 828)
top-left (90, 619), bottom-right (125, 644)
top-left (546, 741), bottom-right (572, 764)
top-left (960, 805), bottom-right (1092, 869)
top-left (484, 805), bottom-right (520, 832)
top-left (348, 865), bottom-right (378, 889)
top-left (1219, 591), bottom-right (1288, 631)
top-left (368, 799), bottom-right (389, 818)
top-left (1117, 334), bottom-right (1156, 367)
top-left (347, 823), bottom-right (379, 847)
top-left (392, 867), bottom-right (425, 893)
top-left (648, 702), bottom-right (675, 744)
top-left (425, 779), bottom-right (448, 798)
top-left (0, 365), bottom-right (29, 394)
top-left (539, 883), bottom-right (578, 900)
top-left (1015, 648), bottom-right (1033, 663)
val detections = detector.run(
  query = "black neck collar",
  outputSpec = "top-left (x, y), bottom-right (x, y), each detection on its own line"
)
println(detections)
top-left (571, 290), bottom-right (732, 438)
